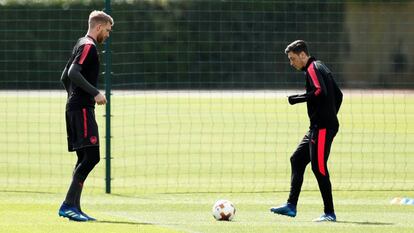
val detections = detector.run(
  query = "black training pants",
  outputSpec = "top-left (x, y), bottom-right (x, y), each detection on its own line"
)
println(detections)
top-left (287, 127), bottom-right (337, 214)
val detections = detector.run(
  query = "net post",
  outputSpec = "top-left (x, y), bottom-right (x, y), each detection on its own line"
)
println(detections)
top-left (104, 0), bottom-right (112, 194)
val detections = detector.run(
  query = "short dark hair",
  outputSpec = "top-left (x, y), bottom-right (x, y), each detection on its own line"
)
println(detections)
top-left (284, 40), bottom-right (309, 56)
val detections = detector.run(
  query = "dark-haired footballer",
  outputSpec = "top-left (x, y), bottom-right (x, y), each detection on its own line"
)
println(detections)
top-left (270, 40), bottom-right (343, 222)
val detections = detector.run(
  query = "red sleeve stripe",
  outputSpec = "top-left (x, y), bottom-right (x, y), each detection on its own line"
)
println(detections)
top-left (82, 108), bottom-right (88, 138)
top-left (307, 63), bottom-right (321, 96)
top-left (78, 44), bottom-right (92, 65)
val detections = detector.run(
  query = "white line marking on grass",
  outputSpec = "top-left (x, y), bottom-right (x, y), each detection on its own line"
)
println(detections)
top-left (0, 89), bottom-right (413, 98)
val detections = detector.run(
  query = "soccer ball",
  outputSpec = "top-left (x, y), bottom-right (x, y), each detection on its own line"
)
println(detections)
top-left (212, 200), bottom-right (236, 221)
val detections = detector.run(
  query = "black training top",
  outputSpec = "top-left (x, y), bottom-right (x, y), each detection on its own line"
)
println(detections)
top-left (63, 35), bottom-right (100, 111)
top-left (302, 57), bottom-right (343, 130)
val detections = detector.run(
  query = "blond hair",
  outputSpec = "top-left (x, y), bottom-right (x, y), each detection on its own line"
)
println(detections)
top-left (88, 10), bottom-right (114, 29)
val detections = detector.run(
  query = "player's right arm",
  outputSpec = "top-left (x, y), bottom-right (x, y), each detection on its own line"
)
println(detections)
top-left (60, 67), bottom-right (70, 94)
top-left (333, 81), bottom-right (343, 113)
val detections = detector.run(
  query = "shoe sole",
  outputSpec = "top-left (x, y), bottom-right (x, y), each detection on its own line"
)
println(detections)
top-left (81, 212), bottom-right (97, 221)
top-left (313, 219), bottom-right (336, 222)
top-left (270, 209), bottom-right (296, 218)
top-left (59, 211), bottom-right (88, 222)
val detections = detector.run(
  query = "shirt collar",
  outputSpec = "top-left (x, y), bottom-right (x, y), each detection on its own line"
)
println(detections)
top-left (86, 35), bottom-right (97, 45)
top-left (302, 56), bottom-right (316, 71)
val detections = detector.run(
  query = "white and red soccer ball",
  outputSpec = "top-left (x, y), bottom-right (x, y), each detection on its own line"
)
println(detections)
top-left (212, 200), bottom-right (236, 221)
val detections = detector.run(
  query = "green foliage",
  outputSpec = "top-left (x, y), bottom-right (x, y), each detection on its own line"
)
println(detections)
top-left (0, 0), bottom-right (101, 6)
top-left (0, 1), bottom-right (345, 89)
top-left (110, 1), bottom-right (345, 89)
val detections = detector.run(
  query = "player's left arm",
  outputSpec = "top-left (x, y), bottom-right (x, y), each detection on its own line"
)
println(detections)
top-left (307, 62), bottom-right (328, 98)
top-left (68, 64), bottom-right (100, 97)
top-left (68, 43), bottom-right (100, 97)
top-left (288, 62), bottom-right (328, 105)
top-left (288, 93), bottom-right (307, 105)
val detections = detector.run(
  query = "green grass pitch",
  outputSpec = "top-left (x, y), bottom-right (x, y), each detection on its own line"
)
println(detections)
top-left (0, 90), bottom-right (413, 232)
top-left (1, 191), bottom-right (414, 233)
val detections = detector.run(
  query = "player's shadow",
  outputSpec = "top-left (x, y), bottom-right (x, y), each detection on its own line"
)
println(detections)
top-left (336, 220), bottom-right (394, 226)
top-left (0, 189), bottom-right (56, 194)
top-left (96, 220), bottom-right (154, 226)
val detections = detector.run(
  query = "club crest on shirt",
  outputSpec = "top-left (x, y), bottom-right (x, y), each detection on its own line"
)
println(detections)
top-left (90, 136), bottom-right (98, 144)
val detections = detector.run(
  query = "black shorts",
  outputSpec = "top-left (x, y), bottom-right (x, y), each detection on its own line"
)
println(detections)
top-left (66, 108), bottom-right (99, 152)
